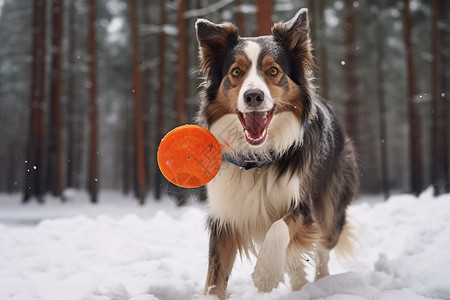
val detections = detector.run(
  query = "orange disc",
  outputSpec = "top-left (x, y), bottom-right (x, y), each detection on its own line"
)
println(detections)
top-left (157, 125), bottom-right (222, 188)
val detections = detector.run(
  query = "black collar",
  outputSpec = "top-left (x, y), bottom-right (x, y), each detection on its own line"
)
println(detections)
top-left (224, 155), bottom-right (273, 170)
top-left (222, 124), bottom-right (308, 170)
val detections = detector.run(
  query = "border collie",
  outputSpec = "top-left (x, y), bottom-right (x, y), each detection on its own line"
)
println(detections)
top-left (195, 9), bottom-right (359, 299)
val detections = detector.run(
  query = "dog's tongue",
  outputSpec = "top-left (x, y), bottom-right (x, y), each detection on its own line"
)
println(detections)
top-left (237, 110), bottom-right (274, 146)
top-left (244, 112), bottom-right (266, 139)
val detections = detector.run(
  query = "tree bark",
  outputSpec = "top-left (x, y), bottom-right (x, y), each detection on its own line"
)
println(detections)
top-left (430, 0), bottom-right (439, 194)
top-left (376, 5), bottom-right (389, 200)
top-left (236, 0), bottom-right (245, 36)
top-left (87, 0), bottom-right (99, 203)
top-left (344, 0), bottom-right (359, 152)
top-left (46, 0), bottom-right (64, 199)
top-left (141, 0), bottom-right (153, 192)
top-left (155, 0), bottom-right (167, 200)
top-left (256, 0), bottom-right (272, 36)
top-left (403, 0), bottom-right (423, 195)
top-left (438, 0), bottom-right (449, 193)
top-left (176, 0), bottom-right (187, 126)
top-left (130, 0), bottom-right (147, 203)
top-left (66, 0), bottom-right (82, 189)
top-left (24, 0), bottom-right (47, 203)
top-left (318, 0), bottom-right (329, 100)
top-left (308, 0), bottom-right (317, 57)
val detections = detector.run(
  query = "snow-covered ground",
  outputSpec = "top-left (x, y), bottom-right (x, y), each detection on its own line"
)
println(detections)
top-left (0, 189), bottom-right (449, 300)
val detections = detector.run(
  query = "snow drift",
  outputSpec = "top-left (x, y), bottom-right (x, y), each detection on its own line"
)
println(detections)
top-left (0, 189), bottom-right (449, 300)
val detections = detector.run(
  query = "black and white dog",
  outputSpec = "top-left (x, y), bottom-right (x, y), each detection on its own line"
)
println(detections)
top-left (195, 9), bottom-right (359, 299)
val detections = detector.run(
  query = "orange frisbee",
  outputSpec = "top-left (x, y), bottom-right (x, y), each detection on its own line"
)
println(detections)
top-left (157, 125), bottom-right (222, 188)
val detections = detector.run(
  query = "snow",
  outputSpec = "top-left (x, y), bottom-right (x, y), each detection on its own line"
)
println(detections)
top-left (1, 188), bottom-right (450, 300)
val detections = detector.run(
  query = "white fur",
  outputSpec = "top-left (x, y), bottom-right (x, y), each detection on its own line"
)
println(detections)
top-left (237, 41), bottom-right (274, 113)
top-left (207, 111), bottom-right (303, 245)
top-left (207, 157), bottom-right (300, 246)
top-left (251, 219), bottom-right (290, 292)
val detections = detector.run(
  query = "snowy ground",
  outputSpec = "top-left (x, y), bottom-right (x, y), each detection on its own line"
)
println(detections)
top-left (1, 189), bottom-right (449, 300)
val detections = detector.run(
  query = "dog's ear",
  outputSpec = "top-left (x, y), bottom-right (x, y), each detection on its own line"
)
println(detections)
top-left (195, 19), bottom-right (238, 73)
top-left (272, 9), bottom-right (313, 70)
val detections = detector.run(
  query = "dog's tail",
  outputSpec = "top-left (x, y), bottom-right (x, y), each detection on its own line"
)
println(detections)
top-left (332, 215), bottom-right (361, 263)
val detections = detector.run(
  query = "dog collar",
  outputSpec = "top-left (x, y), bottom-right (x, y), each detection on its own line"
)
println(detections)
top-left (224, 156), bottom-right (273, 170)
top-left (223, 124), bottom-right (308, 170)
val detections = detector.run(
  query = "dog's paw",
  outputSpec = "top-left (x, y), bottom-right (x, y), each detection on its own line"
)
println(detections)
top-left (251, 258), bottom-right (285, 293)
top-left (250, 220), bottom-right (290, 293)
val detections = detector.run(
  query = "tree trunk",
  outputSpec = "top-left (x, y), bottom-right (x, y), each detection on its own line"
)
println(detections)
top-left (66, 0), bottom-right (82, 189)
top-left (403, 0), bottom-right (423, 195)
top-left (236, 0), bottom-right (245, 36)
top-left (24, 0), bottom-right (47, 203)
top-left (318, 0), bottom-right (329, 100)
top-left (344, 0), bottom-right (359, 151)
top-left (430, 0), bottom-right (439, 194)
top-left (141, 0), bottom-right (153, 193)
top-left (376, 6), bottom-right (389, 200)
top-left (256, 0), bottom-right (272, 36)
top-left (155, 0), bottom-right (167, 200)
top-left (46, 0), bottom-right (64, 199)
top-left (176, 0), bottom-right (186, 126)
top-left (308, 0), bottom-right (317, 57)
top-left (130, 0), bottom-right (147, 204)
top-left (438, 0), bottom-right (449, 193)
top-left (87, 0), bottom-right (99, 203)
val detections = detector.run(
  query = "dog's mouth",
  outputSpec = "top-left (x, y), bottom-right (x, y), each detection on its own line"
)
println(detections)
top-left (237, 109), bottom-right (274, 146)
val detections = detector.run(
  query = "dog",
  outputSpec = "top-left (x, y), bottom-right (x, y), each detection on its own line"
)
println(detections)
top-left (195, 8), bottom-right (359, 299)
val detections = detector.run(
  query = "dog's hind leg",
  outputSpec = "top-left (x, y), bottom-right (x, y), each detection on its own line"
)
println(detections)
top-left (287, 259), bottom-right (308, 291)
top-left (314, 245), bottom-right (330, 281)
top-left (204, 221), bottom-right (239, 300)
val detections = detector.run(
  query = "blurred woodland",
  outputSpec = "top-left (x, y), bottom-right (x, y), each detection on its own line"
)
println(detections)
top-left (0, 0), bottom-right (449, 203)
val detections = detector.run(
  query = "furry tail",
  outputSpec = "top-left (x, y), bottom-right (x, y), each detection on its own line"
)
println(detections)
top-left (332, 215), bottom-right (361, 263)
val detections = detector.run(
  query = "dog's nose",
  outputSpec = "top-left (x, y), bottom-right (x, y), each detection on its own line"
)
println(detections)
top-left (244, 89), bottom-right (264, 107)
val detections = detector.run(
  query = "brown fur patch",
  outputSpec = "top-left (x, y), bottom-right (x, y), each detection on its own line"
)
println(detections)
top-left (205, 221), bottom-right (242, 299)
top-left (196, 21), bottom-right (238, 74)
top-left (207, 55), bottom-right (251, 125)
top-left (283, 204), bottom-right (323, 253)
top-left (260, 56), bottom-right (304, 122)
top-left (272, 12), bottom-right (315, 75)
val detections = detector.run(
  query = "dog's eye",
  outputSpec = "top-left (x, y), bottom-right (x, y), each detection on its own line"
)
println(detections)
top-left (269, 67), bottom-right (279, 76)
top-left (231, 68), bottom-right (241, 77)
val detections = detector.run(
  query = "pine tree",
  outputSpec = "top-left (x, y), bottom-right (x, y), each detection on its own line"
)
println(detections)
top-left (176, 0), bottom-right (187, 126)
top-left (46, 0), bottom-right (65, 198)
top-left (256, 0), bottom-right (273, 35)
top-left (87, 0), bottom-right (99, 203)
top-left (155, 0), bottom-right (167, 200)
top-left (130, 0), bottom-right (147, 203)
top-left (24, 0), bottom-right (47, 203)
top-left (403, 0), bottom-right (423, 195)
top-left (344, 0), bottom-right (359, 151)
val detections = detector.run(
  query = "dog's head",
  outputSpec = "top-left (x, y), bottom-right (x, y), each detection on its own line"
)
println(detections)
top-left (196, 9), bottom-right (315, 156)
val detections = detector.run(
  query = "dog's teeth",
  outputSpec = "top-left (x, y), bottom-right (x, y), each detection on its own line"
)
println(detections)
top-left (244, 129), bottom-right (267, 142)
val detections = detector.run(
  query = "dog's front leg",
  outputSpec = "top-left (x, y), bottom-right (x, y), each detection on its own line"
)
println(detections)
top-left (204, 222), bottom-right (238, 299)
top-left (251, 219), bottom-right (290, 292)
top-left (252, 203), bottom-right (316, 293)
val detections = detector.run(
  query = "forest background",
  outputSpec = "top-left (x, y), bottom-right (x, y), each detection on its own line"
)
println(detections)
top-left (0, 0), bottom-right (449, 204)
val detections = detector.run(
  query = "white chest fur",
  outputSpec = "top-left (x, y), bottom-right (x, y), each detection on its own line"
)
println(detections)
top-left (207, 163), bottom-right (300, 244)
